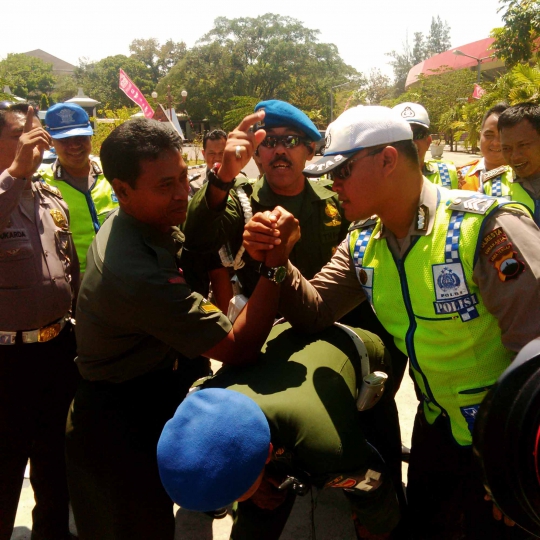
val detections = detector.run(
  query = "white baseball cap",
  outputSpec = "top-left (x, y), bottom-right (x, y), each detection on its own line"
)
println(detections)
top-left (304, 105), bottom-right (413, 177)
top-left (392, 102), bottom-right (431, 128)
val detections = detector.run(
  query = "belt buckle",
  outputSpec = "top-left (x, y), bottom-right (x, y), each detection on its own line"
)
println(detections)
top-left (38, 323), bottom-right (61, 342)
top-left (0, 331), bottom-right (16, 345)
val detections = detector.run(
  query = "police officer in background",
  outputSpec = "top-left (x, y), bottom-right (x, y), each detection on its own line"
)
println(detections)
top-left (498, 102), bottom-right (540, 225)
top-left (457, 103), bottom-right (514, 193)
top-left (188, 128), bottom-right (227, 197)
top-left (0, 103), bottom-right (80, 540)
top-left (247, 105), bottom-right (540, 539)
top-left (42, 103), bottom-right (118, 273)
top-left (393, 102), bottom-right (459, 189)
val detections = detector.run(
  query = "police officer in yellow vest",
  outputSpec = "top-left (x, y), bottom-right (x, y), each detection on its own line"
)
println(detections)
top-left (393, 102), bottom-right (459, 189)
top-left (498, 102), bottom-right (540, 226)
top-left (457, 103), bottom-right (515, 195)
top-left (245, 105), bottom-right (540, 540)
top-left (42, 103), bottom-right (118, 272)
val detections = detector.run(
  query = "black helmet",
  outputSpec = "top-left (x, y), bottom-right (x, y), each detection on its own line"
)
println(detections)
top-left (473, 338), bottom-right (540, 537)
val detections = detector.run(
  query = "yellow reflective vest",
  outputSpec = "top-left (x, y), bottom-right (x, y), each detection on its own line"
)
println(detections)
top-left (41, 159), bottom-right (118, 272)
top-left (348, 189), bottom-right (526, 445)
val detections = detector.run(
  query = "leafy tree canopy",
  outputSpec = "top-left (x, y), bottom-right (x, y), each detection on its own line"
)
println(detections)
top-left (0, 54), bottom-right (56, 99)
top-left (129, 38), bottom-right (187, 84)
top-left (387, 16), bottom-right (452, 93)
top-left (73, 55), bottom-right (154, 110)
top-left (491, 0), bottom-right (540, 66)
top-left (158, 14), bottom-right (358, 125)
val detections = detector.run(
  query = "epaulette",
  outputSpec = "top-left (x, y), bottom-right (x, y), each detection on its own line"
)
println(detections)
top-left (90, 159), bottom-right (103, 175)
top-left (458, 159), bottom-right (480, 171)
top-left (446, 194), bottom-right (497, 215)
top-left (348, 215), bottom-right (378, 231)
top-left (38, 180), bottom-right (63, 199)
top-left (484, 165), bottom-right (509, 182)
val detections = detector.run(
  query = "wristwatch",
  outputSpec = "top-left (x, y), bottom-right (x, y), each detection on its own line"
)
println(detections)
top-left (207, 163), bottom-right (234, 192)
top-left (257, 263), bottom-right (287, 284)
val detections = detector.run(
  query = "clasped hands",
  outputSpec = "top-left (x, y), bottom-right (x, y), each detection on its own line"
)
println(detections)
top-left (243, 206), bottom-right (300, 267)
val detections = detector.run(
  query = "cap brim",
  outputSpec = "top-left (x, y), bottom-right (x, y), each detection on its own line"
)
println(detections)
top-left (303, 152), bottom-right (356, 177)
top-left (49, 126), bottom-right (93, 139)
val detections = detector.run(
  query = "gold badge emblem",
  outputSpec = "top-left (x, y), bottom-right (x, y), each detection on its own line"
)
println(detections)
top-left (50, 209), bottom-right (67, 229)
top-left (324, 202), bottom-right (341, 227)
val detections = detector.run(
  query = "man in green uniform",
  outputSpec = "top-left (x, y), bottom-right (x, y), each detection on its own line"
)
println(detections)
top-left (157, 322), bottom-right (401, 540)
top-left (183, 99), bottom-right (349, 298)
top-left (183, 99), bottom-right (407, 504)
top-left (245, 105), bottom-right (540, 539)
top-left (42, 103), bottom-right (118, 272)
top-left (393, 102), bottom-right (459, 189)
top-left (65, 113), bottom-right (301, 540)
top-left (499, 102), bottom-right (540, 225)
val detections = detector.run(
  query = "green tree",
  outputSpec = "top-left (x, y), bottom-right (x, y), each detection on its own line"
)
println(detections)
top-left (386, 34), bottom-right (414, 94)
top-left (426, 16), bottom-right (452, 57)
top-left (91, 106), bottom-right (139, 155)
top-left (51, 75), bottom-right (79, 104)
top-left (364, 69), bottom-right (393, 104)
top-left (74, 55), bottom-right (154, 110)
top-left (129, 38), bottom-right (187, 84)
top-left (158, 14), bottom-right (358, 125)
top-left (412, 32), bottom-right (427, 65)
top-left (39, 93), bottom-right (50, 111)
top-left (491, 0), bottom-right (540, 67)
top-left (389, 66), bottom-right (476, 148)
top-left (0, 54), bottom-right (56, 99)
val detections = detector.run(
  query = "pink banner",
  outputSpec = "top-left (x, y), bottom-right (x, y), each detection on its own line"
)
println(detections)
top-left (472, 84), bottom-right (486, 100)
top-left (119, 69), bottom-right (154, 118)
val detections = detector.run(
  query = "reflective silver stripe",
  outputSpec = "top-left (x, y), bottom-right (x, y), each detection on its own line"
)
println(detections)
top-left (48, 123), bottom-right (89, 131)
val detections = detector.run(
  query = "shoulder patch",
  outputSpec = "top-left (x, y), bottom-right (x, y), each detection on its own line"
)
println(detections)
top-left (39, 181), bottom-right (63, 199)
top-left (348, 215), bottom-right (378, 231)
top-left (446, 195), bottom-right (497, 215)
top-left (483, 165), bottom-right (509, 182)
top-left (199, 298), bottom-right (221, 314)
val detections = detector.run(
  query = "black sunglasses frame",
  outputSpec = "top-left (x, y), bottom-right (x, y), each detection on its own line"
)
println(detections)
top-left (259, 135), bottom-right (310, 149)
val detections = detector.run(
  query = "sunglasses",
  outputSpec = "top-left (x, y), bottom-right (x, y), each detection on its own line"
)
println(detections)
top-left (259, 135), bottom-right (309, 149)
top-left (0, 101), bottom-right (15, 111)
top-left (331, 147), bottom-right (385, 181)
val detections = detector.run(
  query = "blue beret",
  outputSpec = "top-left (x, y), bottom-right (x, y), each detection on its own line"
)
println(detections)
top-left (254, 100), bottom-right (321, 142)
top-left (157, 388), bottom-right (270, 512)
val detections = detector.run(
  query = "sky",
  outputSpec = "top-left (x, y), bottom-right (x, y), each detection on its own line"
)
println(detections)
top-left (3, 0), bottom-right (504, 80)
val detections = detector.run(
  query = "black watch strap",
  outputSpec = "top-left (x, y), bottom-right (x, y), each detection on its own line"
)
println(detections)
top-left (207, 169), bottom-right (235, 192)
top-left (257, 263), bottom-right (287, 284)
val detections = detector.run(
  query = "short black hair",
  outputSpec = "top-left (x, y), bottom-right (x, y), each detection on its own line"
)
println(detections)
top-left (392, 139), bottom-right (420, 167)
top-left (0, 102), bottom-right (36, 137)
top-left (498, 102), bottom-right (540, 136)
top-left (203, 129), bottom-right (227, 150)
top-left (481, 103), bottom-right (509, 129)
top-left (100, 118), bottom-right (182, 188)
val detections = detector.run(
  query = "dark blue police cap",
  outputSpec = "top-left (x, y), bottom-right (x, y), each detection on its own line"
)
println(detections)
top-left (157, 388), bottom-right (271, 512)
top-left (254, 100), bottom-right (321, 142)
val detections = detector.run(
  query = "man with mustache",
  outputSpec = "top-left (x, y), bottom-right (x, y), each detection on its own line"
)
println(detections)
top-left (183, 100), bottom-right (408, 523)
top-left (183, 99), bottom-right (348, 298)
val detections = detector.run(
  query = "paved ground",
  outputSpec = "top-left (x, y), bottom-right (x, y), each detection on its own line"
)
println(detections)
top-left (11, 146), bottom-right (476, 539)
